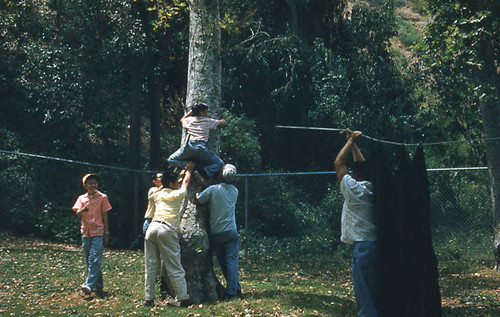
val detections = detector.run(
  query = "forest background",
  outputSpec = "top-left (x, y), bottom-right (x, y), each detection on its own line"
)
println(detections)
top-left (0, 0), bottom-right (498, 261)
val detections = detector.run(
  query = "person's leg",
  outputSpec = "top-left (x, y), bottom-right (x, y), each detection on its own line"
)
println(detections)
top-left (82, 236), bottom-right (90, 282)
top-left (157, 227), bottom-right (189, 301)
top-left (352, 241), bottom-right (378, 317)
top-left (211, 232), bottom-right (229, 278)
top-left (211, 230), bottom-right (241, 296)
top-left (189, 142), bottom-right (224, 177)
top-left (167, 146), bottom-right (189, 168)
top-left (85, 236), bottom-right (104, 291)
top-left (222, 230), bottom-right (241, 295)
top-left (144, 222), bottom-right (161, 301)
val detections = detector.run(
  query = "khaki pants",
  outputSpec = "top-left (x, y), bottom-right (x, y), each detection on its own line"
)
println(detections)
top-left (144, 221), bottom-right (189, 301)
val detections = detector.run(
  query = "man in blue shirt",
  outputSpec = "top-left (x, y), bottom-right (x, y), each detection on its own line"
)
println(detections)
top-left (194, 164), bottom-right (241, 298)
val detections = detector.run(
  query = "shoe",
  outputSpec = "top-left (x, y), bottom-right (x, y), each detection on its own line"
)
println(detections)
top-left (144, 299), bottom-right (154, 307)
top-left (193, 171), bottom-right (206, 187)
top-left (94, 289), bottom-right (104, 297)
top-left (171, 299), bottom-right (192, 307)
top-left (81, 285), bottom-right (92, 295)
top-left (237, 289), bottom-right (244, 299)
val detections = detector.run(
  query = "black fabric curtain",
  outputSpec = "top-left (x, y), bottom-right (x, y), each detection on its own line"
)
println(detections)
top-left (370, 143), bottom-right (441, 316)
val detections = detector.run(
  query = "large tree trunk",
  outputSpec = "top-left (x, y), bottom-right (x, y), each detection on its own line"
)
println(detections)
top-left (178, 0), bottom-right (222, 303)
top-left (476, 37), bottom-right (500, 271)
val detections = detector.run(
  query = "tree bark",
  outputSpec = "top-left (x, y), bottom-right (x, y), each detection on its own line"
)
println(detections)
top-left (178, 0), bottom-right (223, 303)
top-left (476, 37), bottom-right (500, 271)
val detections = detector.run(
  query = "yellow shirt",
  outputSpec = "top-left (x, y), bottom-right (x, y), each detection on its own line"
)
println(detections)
top-left (152, 187), bottom-right (187, 228)
top-left (144, 187), bottom-right (157, 219)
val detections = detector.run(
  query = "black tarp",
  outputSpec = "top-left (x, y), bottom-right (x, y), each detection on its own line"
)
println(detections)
top-left (370, 143), bottom-right (441, 316)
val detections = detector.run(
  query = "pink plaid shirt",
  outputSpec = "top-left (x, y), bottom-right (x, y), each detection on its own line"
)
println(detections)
top-left (72, 190), bottom-right (112, 237)
top-left (182, 116), bottom-right (220, 142)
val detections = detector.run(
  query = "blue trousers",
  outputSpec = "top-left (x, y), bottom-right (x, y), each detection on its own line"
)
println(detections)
top-left (352, 241), bottom-right (378, 317)
top-left (82, 236), bottom-right (104, 290)
top-left (210, 230), bottom-right (241, 296)
top-left (167, 141), bottom-right (224, 177)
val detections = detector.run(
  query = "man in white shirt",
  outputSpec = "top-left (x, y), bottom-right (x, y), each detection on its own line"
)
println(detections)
top-left (334, 129), bottom-right (378, 317)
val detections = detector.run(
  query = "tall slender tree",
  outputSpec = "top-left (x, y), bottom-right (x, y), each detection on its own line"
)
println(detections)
top-left (174, 0), bottom-right (223, 303)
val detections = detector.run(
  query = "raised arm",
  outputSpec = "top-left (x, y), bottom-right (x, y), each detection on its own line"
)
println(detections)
top-left (181, 161), bottom-right (195, 190)
top-left (351, 142), bottom-right (365, 162)
top-left (334, 130), bottom-right (363, 182)
top-left (180, 109), bottom-right (193, 122)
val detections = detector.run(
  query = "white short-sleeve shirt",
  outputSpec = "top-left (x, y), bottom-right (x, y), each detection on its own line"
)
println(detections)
top-left (182, 116), bottom-right (220, 142)
top-left (340, 174), bottom-right (377, 244)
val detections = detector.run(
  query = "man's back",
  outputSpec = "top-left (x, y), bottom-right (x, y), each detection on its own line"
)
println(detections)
top-left (197, 183), bottom-right (238, 233)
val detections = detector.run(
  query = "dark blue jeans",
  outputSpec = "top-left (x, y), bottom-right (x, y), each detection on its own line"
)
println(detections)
top-left (167, 141), bottom-right (224, 177)
top-left (210, 229), bottom-right (241, 296)
top-left (352, 241), bottom-right (378, 317)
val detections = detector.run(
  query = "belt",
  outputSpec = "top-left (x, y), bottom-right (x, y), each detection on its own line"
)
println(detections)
top-left (152, 220), bottom-right (178, 231)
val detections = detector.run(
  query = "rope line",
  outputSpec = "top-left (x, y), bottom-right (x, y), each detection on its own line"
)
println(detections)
top-left (0, 149), bottom-right (490, 175)
top-left (0, 149), bottom-right (159, 174)
top-left (276, 125), bottom-right (500, 147)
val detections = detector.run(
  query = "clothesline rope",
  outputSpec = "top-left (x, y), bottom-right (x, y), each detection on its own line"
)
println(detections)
top-left (276, 125), bottom-right (500, 147)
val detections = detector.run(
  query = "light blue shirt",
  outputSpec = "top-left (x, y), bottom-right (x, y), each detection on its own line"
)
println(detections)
top-left (196, 183), bottom-right (238, 234)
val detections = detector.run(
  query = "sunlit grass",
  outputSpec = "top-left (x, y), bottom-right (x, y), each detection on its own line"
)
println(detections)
top-left (1, 234), bottom-right (499, 316)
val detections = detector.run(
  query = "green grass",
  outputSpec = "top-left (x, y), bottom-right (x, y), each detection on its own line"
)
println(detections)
top-left (1, 234), bottom-right (499, 316)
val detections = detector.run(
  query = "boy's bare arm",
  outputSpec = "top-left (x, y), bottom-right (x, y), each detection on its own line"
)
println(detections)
top-left (74, 202), bottom-right (89, 217)
top-left (103, 212), bottom-right (109, 246)
top-left (180, 110), bottom-right (193, 122)
top-left (217, 119), bottom-right (226, 127)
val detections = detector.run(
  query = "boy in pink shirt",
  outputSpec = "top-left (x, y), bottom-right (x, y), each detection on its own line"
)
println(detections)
top-left (72, 173), bottom-right (112, 295)
top-left (168, 103), bottom-right (226, 178)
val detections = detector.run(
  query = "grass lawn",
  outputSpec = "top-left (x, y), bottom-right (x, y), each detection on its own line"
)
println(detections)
top-left (0, 233), bottom-right (498, 316)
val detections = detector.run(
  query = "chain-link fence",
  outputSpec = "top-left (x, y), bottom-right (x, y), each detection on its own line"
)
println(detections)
top-left (0, 149), bottom-right (494, 260)
top-left (234, 168), bottom-right (493, 261)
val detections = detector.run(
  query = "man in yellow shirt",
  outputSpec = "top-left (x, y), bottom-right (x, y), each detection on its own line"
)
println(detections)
top-left (144, 162), bottom-right (194, 307)
top-left (143, 173), bottom-right (163, 234)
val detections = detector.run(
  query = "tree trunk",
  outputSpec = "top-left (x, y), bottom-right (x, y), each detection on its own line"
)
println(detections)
top-left (476, 35), bottom-right (500, 271)
top-left (128, 57), bottom-right (143, 240)
top-left (129, 59), bottom-right (142, 171)
top-left (179, 0), bottom-right (223, 303)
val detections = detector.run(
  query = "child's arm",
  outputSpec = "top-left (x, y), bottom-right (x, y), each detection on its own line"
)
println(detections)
top-left (103, 212), bottom-right (109, 246)
top-left (217, 119), bottom-right (226, 127)
top-left (180, 110), bottom-right (193, 122)
top-left (74, 202), bottom-right (89, 217)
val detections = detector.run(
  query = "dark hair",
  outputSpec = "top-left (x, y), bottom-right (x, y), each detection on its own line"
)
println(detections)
top-left (151, 172), bottom-right (161, 181)
top-left (160, 172), bottom-right (178, 187)
top-left (352, 161), bottom-right (372, 182)
top-left (192, 103), bottom-right (208, 116)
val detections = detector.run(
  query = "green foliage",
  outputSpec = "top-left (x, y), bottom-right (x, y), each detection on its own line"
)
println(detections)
top-left (245, 174), bottom-right (302, 236)
top-left (219, 108), bottom-right (262, 172)
top-left (397, 18), bottom-right (421, 47)
top-left (413, 0), bottom-right (498, 165)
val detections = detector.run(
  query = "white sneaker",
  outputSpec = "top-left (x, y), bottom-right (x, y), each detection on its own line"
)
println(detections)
top-left (81, 284), bottom-right (92, 295)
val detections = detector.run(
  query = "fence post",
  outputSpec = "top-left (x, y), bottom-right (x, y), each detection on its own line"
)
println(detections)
top-left (244, 175), bottom-right (249, 233)
top-left (134, 171), bottom-right (138, 239)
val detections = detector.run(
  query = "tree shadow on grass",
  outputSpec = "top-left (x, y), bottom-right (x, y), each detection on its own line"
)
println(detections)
top-left (246, 289), bottom-right (357, 316)
top-left (442, 306), bottom-right (500, 317)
